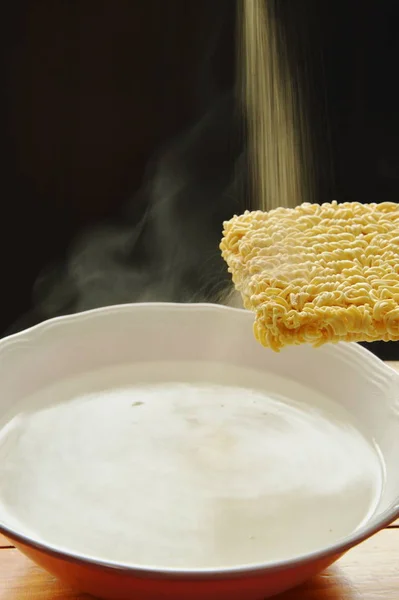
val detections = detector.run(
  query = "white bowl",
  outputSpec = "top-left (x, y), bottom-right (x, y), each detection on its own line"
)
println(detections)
top-left (0, 303), bottom-right (398, 600)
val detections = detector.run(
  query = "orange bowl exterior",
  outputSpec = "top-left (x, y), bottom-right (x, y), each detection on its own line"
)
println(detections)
top-left (7, 536), bottom-right (342, 600)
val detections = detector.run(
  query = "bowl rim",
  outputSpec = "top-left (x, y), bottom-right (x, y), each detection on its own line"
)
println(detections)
top-left (1, 302), bottom-right (399, 579)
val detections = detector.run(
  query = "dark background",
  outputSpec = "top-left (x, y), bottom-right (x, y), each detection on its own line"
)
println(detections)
top-left (1, 0), bottom-right (398, 357)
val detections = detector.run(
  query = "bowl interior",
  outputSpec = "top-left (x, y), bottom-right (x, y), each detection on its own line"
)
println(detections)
top-left (0, 303), bottom-right (398, 572)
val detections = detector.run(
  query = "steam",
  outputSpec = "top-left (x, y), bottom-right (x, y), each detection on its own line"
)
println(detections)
top-left (31, 95), bottom-right (245, 323)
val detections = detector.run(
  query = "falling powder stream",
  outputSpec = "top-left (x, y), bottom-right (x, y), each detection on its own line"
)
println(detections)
top-left (239, 0), bottom-right (314, 211)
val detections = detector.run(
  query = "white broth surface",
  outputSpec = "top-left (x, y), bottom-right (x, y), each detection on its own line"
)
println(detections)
top-left (0, 361), bottom-right (384, 569)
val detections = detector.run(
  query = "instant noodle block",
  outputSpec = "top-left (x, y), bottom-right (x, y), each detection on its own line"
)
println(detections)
top-left (220, 201), bottom-right (399, 351)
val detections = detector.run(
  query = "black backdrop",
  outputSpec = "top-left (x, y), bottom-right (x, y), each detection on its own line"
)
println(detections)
top-left (0, 0), bottom-right (398, 358)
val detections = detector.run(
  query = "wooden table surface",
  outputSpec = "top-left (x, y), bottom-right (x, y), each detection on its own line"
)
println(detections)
top-left (1, 361), bottom-right (399, 600)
